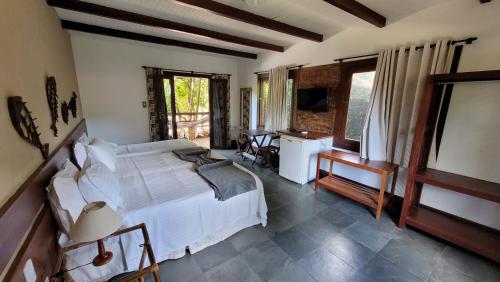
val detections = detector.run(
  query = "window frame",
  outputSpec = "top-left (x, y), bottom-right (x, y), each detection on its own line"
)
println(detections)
top-left (256, 73), bottom-right (269, 128)
top-left (333, 58), bottom-right (377, 152)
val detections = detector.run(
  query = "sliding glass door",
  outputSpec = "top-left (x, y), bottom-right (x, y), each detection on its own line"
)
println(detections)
top-left (163, 74), bottom-right (211, 148)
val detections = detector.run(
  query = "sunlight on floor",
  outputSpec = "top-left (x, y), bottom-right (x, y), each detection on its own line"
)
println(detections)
top-left (193, 136), bottom-right (210, 148)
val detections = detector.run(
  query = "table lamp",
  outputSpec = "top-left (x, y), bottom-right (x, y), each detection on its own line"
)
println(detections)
top-left (70, 201), bottom-right (123, 266)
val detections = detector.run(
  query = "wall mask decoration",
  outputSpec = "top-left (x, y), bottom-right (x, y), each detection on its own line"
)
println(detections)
top-left (8, 96), bottom-right (49, 159)
top-left (45, 76), bottom-right (59, 137)
top-left (69, 92), bottom-right (78, 118)
top-left (61, 92), bottom-right (78, 124)
top-left (61, 101), bottom-right (69, 124)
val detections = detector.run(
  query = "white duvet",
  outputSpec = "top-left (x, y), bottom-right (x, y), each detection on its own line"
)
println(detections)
top-left (116, 150), bottom-right (268, 269)
top-left (65, 139), bottom-right (267, 281)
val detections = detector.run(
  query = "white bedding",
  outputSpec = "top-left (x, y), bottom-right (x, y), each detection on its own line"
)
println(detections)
top-left (66, 139), bottom-right (267, 281)
top-left (116, 150), bottom-right (268, 268)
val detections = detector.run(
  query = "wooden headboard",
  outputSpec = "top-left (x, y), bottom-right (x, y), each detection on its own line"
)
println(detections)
top-left (0, 119), bottom-right (87, 281)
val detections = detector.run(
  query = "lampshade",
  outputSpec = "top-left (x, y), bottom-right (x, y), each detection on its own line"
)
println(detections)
top-left (70, 201), bottom-right (122, 243)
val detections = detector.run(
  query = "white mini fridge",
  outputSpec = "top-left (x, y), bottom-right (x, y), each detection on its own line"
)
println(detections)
top-left (279, 135), bottom-right (333, 184)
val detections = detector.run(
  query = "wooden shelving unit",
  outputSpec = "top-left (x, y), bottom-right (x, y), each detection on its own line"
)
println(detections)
top-left (406, 206), bottom-right (500, 262)
top-left (317, 175), bottom-right (391, 209)
top-left (415, 168), bottom-right (500, 202)
top-left (315, 150), bottom-right (398, 219)
top-left (399, 70), bottom-right (500, 263)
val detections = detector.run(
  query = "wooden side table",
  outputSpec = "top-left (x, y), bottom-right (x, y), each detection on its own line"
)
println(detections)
top-left (52, 223), bottom-right (161, 282)
top-left (315, 149), bottom-right (398, 219)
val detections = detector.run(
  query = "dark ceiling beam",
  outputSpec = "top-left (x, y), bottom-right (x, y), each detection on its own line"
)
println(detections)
top-left (61, 20), bottom-right (258, 59)
top-left (479, 0), bottom-right (492, 3)
top-left (47, 0), bottom-right (283, 52)
top-left (175, 0), bottom-right (323, 42)
top-left (323, 0), bottom-right (386, 28)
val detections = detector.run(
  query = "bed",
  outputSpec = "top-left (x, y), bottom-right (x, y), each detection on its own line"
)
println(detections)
top-left (63, 137), bottom-right (267, 281)
top-left (0, 119), bottom-right (267, 281)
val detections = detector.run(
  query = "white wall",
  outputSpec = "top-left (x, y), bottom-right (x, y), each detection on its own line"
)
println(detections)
top-left (237, 0), bottom-right (500, 229)
top-left (71, 32), bottom-right (240, 144)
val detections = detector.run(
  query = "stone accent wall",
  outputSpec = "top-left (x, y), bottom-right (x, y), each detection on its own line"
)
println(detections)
top-left (294, 64), bottom-right (340, 134)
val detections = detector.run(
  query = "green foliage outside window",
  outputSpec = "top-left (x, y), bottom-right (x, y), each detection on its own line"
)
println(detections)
top-left (345, 71), bottom-right (375, 141)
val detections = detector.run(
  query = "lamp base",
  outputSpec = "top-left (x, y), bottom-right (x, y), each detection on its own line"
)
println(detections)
top-left (93, 251), bottom-right (113, 266)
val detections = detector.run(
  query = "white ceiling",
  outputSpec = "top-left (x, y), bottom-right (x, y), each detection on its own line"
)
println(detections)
top-left (54, 0), bottom-right (450, 56)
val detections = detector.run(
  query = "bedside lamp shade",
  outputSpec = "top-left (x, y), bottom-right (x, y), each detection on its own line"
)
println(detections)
top-left (70, 201), bottom-right (122, 243)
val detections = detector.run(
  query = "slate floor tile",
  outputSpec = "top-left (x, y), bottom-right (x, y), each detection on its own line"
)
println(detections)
top-left (271, 203), bottom-right (316, 226)
top-left (196, 150), bottom-right (498, 282)
top-left (288, 193), bottom-right (329, 213)
top-left (428, 258), bottom-right (476, 282)
top-left (333, 199), bottom-right (398, 232)
top-left (265, 193), bottom-right (290, 211)
top-left (187, 274), bottom-right (209, 282)
top-left (205, 256), bottom-right (262, 282)
top-left (379, 236), bottom-right (440, 280)
top-left (317, 208), bottom-right (357, 229)
top-left (229, 226), bottom-right (270, 252)
top-left (298, 248), bottom-right (357, 282)
top-left (324, 233), bottom-right (376, 270)
top-left (193, 240), bottom-right (238, 272)
top-left (268, 261), bottom-right (316, 282)
top-left (272, 226), bottom-right (320, 260)
top-left (393, 228), bottom-right (444, 255)
top-left (436, 246), bottom-right (500, 282)
top-left (332, 198), bottom-right (373, 220)
top-left (296, 215), bottom-right (341, 243)
top-left (259, 210), bottom-right (294, 238)
top-left (342, 221), bottom-right (395, 252)
top-left (355, 255), bottom-right (423, 282)
top-left (157, 254), bottom-right (204, 282)
top-left (314, 187), bottom-right (344, 205)
top-left (241, 240), bottom-right (293, 281)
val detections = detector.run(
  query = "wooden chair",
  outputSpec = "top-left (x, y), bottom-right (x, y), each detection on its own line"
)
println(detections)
top-left (231, 126), bottom-right (250, 157)
top-left (252, 134), bottom-right (276, 166)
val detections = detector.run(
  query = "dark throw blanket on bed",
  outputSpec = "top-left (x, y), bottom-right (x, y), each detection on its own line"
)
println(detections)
top-left (172, 147), bottom-right (256, 201)
top-left (172, 147), bottom-right (215, 166)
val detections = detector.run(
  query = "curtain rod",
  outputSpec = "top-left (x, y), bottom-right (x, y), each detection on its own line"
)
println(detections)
top-left (334, 37), bottom-right (477, 63)
top-left (254, 64), bottom-right (306, 75)
top-left (141, 66), bottom-right (231, 76)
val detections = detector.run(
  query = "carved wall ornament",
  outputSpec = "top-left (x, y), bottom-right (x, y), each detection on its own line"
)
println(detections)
top-left (61, 101), bottom-right (69, 124)
top-left (61, 92), bottom-right (78, 124)
top-left (45, 76), bottom-right (59, 136)
top-left (8, 96), bottom-right (49, 159)
top-left (69, 92), bottom-right (78, 118)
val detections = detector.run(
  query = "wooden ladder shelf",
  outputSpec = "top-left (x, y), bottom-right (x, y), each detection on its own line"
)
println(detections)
top-left (399, 70), bottom-right (500, 263)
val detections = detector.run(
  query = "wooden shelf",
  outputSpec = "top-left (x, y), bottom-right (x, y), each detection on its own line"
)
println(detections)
top-left (415, 168), bottom-right (500, 203)
top-left (406, 206), bottom-right (500, 262)
top-left (317, 175), bottom-right (390, 209)
top-left (319, 150), bottom-right (396, 175)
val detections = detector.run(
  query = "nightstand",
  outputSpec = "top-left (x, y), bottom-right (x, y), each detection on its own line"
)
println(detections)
top-left (52, 223), bottom-right (161, 282)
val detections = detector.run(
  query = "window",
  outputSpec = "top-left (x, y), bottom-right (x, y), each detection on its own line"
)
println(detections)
top-left (345, 71), bottom-right (376, 141)
top-left (257, 74), bottom-right (269, 128)
top-left (333, 58), bottom-right (377, 152)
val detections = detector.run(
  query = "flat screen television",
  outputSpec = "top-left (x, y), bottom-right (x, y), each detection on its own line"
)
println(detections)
top-left (297, 88), bottom-right (328, 112)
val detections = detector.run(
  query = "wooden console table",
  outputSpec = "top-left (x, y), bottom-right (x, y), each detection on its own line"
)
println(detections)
top-left (314, 149), bottom-right (398, 219)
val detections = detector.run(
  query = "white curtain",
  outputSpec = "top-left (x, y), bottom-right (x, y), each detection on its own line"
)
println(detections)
top-left (264, 66), bottom-right (288, 132)
top-left (361, 40), bottom-right (455, 168)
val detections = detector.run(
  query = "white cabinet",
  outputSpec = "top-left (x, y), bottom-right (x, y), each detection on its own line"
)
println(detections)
top-left (279, 135), bottom-right (333, 184)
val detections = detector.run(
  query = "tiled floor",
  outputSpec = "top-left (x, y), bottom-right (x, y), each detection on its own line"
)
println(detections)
top-left (152, 150), bottom-right (500, 282)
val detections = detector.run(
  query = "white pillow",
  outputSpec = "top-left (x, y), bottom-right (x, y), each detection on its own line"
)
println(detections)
top-left (47, 159), bottom-right (87, 234)
top-left (78, 161), bottom-right (123, 211)
top-left (86, 138), bottom-right (118, 171)
top-left (73, 133), bottom-right (90, 168)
